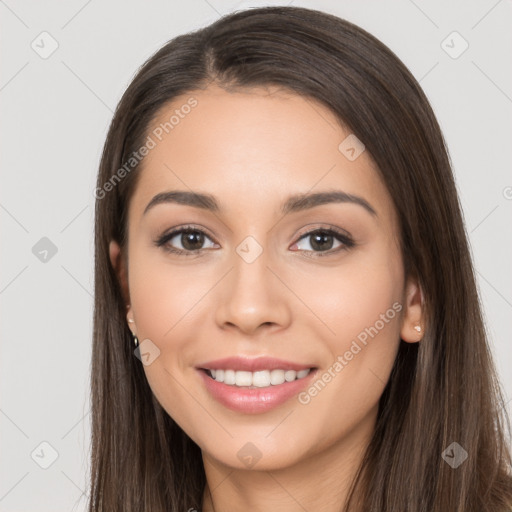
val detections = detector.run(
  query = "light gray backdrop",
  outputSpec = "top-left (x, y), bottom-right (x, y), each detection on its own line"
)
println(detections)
top-left (1, 1), bottom-right (511, 510)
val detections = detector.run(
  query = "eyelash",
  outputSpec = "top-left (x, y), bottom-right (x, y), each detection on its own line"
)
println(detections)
top-left (154, 224), bottom-right (355, 258)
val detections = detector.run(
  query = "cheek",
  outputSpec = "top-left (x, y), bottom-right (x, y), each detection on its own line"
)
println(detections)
top-left (127, 247), bottom-right (232, 431)
top-left (128, 252), bottom-right (212, 357)
top-left (292, 243), bottom-right (403, 344)
top-left (293, 247), bottom-right (404, 423)
top-left (128, 253), bottom-right (214, 438)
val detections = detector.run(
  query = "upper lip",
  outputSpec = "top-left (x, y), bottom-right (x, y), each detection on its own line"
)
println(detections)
top-left (196, 356), bottom-right (315, 372)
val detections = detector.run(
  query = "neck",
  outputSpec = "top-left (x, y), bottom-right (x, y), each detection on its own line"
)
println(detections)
top-left (201, 407), bottom-right (376, 512)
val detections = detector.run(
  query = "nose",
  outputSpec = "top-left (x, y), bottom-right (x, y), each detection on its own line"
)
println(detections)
top-left (214, 245), bottom-right (292, 336)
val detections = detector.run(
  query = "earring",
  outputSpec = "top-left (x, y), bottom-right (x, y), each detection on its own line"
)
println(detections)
top-left (127, 309), bottom-right (138, 347)
top-left (130, 330), bottom-right (139, 347)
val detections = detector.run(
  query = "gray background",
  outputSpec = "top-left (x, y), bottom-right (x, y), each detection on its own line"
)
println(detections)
top-left (1, 1), bottom-right (511, 510)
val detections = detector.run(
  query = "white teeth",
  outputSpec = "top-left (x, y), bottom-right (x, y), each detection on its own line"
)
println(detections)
top-left (206, 368), bottom-right (312, 387)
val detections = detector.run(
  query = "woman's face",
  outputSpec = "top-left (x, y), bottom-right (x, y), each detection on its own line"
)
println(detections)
top-left (110, 84), bottom-right (422, 471)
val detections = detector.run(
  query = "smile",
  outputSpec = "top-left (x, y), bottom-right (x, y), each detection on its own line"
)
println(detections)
top-left (195, 355), bottom-right (318, 413)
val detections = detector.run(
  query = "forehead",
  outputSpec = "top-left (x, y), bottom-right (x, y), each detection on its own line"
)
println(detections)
top-left (129, 84), bottom-right (395, 226)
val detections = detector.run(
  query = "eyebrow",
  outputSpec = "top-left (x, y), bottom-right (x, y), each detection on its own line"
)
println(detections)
top-left (143, 190), bottom-right (377, 217)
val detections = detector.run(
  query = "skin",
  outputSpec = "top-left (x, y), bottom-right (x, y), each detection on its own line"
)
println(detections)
top-left (110, 84), bottom-right (424, 512)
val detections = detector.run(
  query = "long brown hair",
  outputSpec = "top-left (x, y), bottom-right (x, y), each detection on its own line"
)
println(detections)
top-left (89, 6), bottom-right (512, 511)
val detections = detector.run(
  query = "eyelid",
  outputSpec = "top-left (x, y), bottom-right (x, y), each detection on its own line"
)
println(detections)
top-left (294, 223), bottom-right (352, 242)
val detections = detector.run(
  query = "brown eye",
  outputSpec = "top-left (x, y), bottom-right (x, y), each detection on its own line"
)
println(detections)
top-left (155, 226), bottom-right (218, 256)
top-left (291, 228), bottom-right (355, 257)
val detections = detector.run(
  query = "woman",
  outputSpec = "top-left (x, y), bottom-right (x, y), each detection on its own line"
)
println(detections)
top-left (89, 6), bottom-right (512, 511)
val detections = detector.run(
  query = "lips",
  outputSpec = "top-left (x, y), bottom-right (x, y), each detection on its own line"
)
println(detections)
top-left (196, 355), bottom-right (315, 372)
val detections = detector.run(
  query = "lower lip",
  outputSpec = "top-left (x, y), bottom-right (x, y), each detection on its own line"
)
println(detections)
top-left (197, 368), bottom-right (317, 414)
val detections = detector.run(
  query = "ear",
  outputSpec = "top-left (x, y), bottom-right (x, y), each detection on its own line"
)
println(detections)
top-left (109, 240), bottom-right (130, 312)
top-left (400, 275), bottom-right (424, 343)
